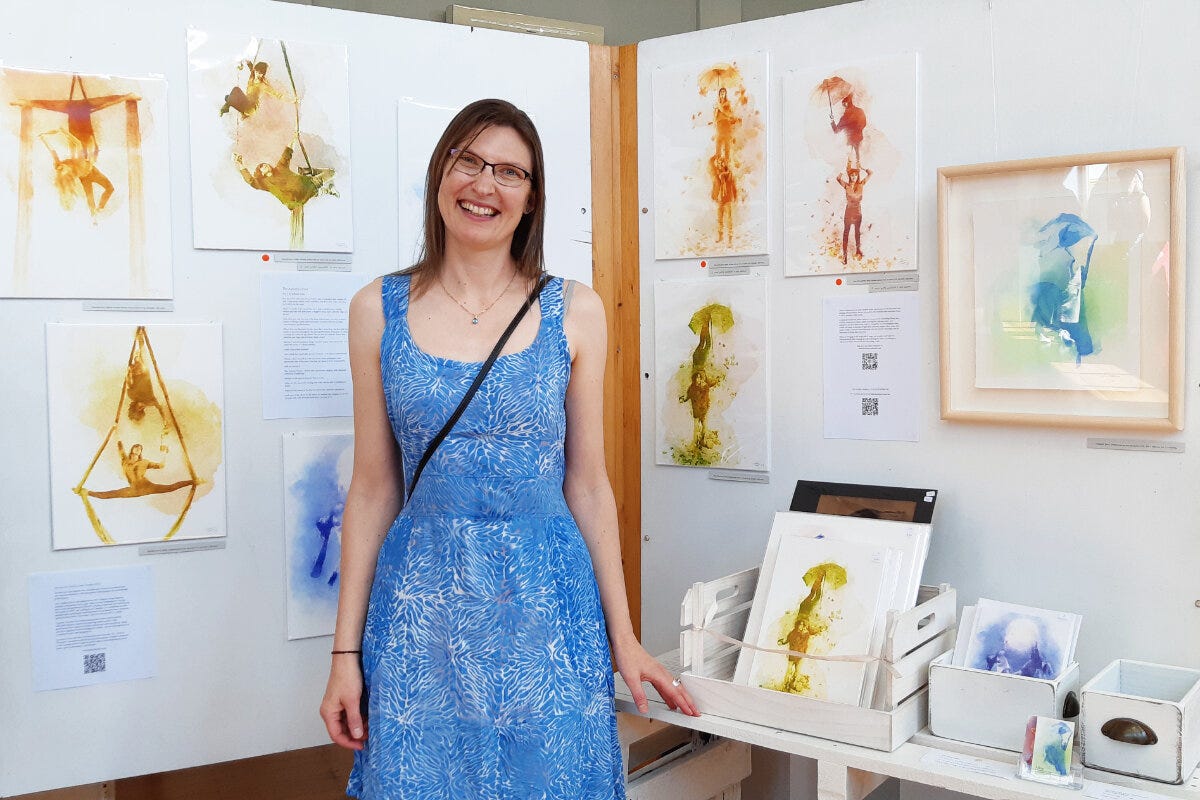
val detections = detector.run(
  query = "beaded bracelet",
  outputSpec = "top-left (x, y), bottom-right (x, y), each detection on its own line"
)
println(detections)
top-left (331, 649), bottom-right (362, 655)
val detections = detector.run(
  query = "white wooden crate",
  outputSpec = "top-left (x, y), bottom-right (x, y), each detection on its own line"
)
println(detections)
top-left (677, 567), bottom-right (956, 752)
top-left (928, 650), bottom-right (1081, 752)
top-left (1081, 659), bottom-right (1200, 785)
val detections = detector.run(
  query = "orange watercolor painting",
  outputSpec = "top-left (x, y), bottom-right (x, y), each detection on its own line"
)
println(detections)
top-left (653, 54), bottom-right (768, 260)
top-left (47, 323), bottom-right (226, 550)
top-left (783, 55), bottom-right (918, 277)
top-left (0, 67), bottom-right (172, 298)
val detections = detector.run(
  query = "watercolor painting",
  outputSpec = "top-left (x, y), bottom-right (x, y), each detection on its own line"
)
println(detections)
top-left (0, 67), bottom-right (172, 298)
top-left (783, 54), bottom-right (917, 276)
top-left (47, 323), bottom-right (225, 550)
top-left (971, 185), bottom-right (1164, 391)
top-left (939, 151), bottom-right (1181, 427)
top-left (654, 276), bottom-right (768, 470)
top-left (652, 53), bottom-right (768, 259)
top-left (1032, 717), bottom-right (1074, 777)
top-left (1022, 716), bottom-right (1075, 781)
top-left (283, 432), bottom-right (352, 640)
top-left (737, 535), bottom-right (891, 706)
top-left (964, 599), bottom-right (1080, 680)
top-left (187, 29), bottom-right (352, 252)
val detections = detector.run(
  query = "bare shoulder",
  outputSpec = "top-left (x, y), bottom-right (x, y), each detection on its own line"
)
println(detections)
top-left (563, 280), bottom-right (606, 331)
top-left (350, 276), bottom-right (384, 317)
top-left (349, 277), bottom-right (386, 334)
top-left (562, 280), bottom-right (607, 359)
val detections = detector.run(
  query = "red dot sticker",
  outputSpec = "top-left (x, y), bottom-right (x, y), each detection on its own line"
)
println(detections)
top-left (262, 254), bottom-right (271, 262)
top-left (700, 260), bottom-right (707, 268)
top-left (836, 278), bottom-right (843, 285)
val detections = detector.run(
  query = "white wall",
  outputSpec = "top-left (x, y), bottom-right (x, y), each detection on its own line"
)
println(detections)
top-left (638, 1), bottom-right (1200, 797)
top-left (0, 1), bottom-right (591, 795)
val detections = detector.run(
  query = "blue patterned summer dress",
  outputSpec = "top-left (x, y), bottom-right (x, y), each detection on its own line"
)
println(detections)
top-left (347, 274), bottom-right (624, 799)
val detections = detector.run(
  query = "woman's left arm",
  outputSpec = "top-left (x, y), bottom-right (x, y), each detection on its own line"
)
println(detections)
top-left (562, 283), bottom-right (698, 717)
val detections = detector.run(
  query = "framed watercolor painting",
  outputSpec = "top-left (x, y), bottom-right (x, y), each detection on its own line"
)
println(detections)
top-left (938, 148), bottom-right (1184, 429)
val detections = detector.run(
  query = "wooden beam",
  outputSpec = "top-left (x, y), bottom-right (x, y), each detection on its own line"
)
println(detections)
top-left (590, 42), bottom-right (642, 637)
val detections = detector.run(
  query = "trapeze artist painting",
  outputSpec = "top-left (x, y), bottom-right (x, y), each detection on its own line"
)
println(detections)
top-left (783, 54), bottom-right (917, 276)
top-left (283, 431), bottom-right (352, 640)
top-left (654, 276), bottom-right (768, 471)
top-left (187, 29), bottom-right (352, 252)
top-left (652, 53), bottom-right (768, 260)
top-left (0, 67), bottom-right (172, 299)
top-left (47, 323), bottom-right (226, 550)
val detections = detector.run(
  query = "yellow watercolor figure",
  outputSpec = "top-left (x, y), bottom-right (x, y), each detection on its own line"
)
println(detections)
top-left (73, 327), bottom-right (200, 544)
top-left (219, 40), bottom-right (338, 249)
top-left (671, 303), bottom-right (734, 466)
top-left (769, 561), bottom-right (848, 696)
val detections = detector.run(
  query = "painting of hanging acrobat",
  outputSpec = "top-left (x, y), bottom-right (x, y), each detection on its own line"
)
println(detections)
top-left (0, 67), bottom-right (172, 299)
top-left (187, 30), bottom-right (352, 252)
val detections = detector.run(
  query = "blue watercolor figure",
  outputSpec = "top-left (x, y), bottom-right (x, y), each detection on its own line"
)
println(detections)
top-left (289, 441), bottom-right (350, 612)
top-left (1029, 213), bottom-right (1099, 364)
top-left (970, 613), bottom-right (1061, 679)
top-left (1040, 721), bottom-right (1073, 777)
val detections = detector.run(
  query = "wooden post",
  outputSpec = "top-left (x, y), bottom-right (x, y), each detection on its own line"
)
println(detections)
top-left (13, 104), bottom-right (33, 293)
top-left (124, 98), bottom-right (147, 295)
top-left (589, 42), bottom-right (641, 637)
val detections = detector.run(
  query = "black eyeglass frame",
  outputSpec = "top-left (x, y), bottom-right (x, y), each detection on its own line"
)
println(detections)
top-left (448, 148), bottom-right (533, 187)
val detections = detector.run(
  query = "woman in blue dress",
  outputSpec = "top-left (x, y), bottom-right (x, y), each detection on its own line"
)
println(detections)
top-left (319, 99), bottom-right (697, 798)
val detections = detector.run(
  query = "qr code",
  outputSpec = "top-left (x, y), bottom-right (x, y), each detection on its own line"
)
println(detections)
top-left (83, 652), bottom-right (106, 675)
top-left (861, 397), bottom-right (880, 416)
top-left (862, 352), bottom-right (879, 371)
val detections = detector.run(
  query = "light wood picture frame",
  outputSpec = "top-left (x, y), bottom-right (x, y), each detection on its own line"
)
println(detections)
top-left (938, 147), bottom-right (1185, 429)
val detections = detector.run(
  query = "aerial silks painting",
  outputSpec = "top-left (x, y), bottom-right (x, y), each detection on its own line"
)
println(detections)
top-left (187, 29), bottom-right (352, 252)
top-left (783, 54), bottom-right (917, 276)
top-left (0, 67), bottom-right (172, 298)
top-left (652, 53), bottom-right (768, 260)
top-left (283, 431), bottom-right (352, 640)
top-left (47, 323), bottom-right (225, 550)
top-left (654, 276), bottom-right (768, 471)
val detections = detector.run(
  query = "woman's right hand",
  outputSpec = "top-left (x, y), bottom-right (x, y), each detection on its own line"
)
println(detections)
top-left (320, 656), bottom-right (367, 751)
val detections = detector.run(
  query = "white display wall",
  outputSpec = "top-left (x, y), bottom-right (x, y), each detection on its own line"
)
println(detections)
top-left (638, 2), bottom-right (1200, 797)
top-left (0, 0), bottom-right (591, 794)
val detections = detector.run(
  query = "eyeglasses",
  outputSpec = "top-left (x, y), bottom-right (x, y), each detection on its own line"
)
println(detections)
top-left (449, 148), bottom-right (532, 188)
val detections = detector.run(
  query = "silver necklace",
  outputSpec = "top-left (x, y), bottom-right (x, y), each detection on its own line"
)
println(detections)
top-left (439, 271), bottom-right (518, 325)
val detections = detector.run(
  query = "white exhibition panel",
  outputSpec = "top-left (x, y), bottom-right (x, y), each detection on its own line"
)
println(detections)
top-left (0, 1), bottom-right (591, 795)
top-left (638, 0), bottom-right (1200, 752)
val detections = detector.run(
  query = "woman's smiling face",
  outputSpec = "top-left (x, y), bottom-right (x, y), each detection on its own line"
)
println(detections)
top-left (437, 124), bottom-right (534, 256)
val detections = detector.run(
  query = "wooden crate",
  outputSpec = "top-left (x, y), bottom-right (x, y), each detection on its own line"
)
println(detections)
top-left (928, 651), bottom-right (1081, 752)
top-left (1081, 659), bottom-right (1200, 785)
top-left (678, 568), bottom-right (956, 752)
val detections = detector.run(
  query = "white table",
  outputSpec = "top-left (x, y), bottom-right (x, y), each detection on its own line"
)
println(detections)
top-left (614, 652), bottom-right (1200, 800)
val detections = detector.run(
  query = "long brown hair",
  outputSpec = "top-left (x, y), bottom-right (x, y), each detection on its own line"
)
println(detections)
top-left (405, 99), bottom-right (546, 295)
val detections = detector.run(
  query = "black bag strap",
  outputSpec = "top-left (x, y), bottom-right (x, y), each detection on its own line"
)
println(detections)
top-left (407, 273), bottom-right (550, 499)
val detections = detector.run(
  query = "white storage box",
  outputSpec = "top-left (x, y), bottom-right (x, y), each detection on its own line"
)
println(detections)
top-left (928, 650), bottom-right (1081, 751)
top-left (1080, 659), bottom-right (1200, 785)
top-left (678, 567), bottom-right (956, 752)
